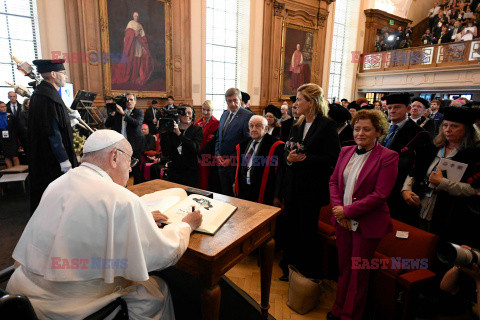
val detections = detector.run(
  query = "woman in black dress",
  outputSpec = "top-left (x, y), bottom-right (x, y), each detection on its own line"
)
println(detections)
top-left (278, 83), bottom-right (340, 280)
top-left (0, 101), bottom-right (20, 168)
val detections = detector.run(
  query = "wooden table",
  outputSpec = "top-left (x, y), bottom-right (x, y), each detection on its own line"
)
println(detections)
top-left (129, 180), bottom-right (281, 320)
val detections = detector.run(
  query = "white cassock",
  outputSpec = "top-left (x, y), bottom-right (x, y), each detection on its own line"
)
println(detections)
top-left (7, 162), bottom-right (192, 320)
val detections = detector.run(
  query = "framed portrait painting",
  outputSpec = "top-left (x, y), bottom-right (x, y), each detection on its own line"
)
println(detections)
top-left (99, 0), bottom-right (172, 98)
top-left (279, 23), bottom-right (317, 99)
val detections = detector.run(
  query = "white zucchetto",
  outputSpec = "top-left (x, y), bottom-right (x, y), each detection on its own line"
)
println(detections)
top-left (83, 129), bottom-right (125, 153)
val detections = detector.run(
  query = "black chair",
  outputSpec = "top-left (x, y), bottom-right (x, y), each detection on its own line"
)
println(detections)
top-left (0, 265), bottom-right (129, 320)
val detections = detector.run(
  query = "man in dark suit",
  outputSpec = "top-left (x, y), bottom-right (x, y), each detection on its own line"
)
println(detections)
top-left (215, 88), bottom-right (253, 196)
top-left (234, 115), bottom-right (284, 205)
top-left (410, 97), bottom-right (436, 139)
top-left (164, 95), bottom-right (176, 110)
top-left (429, 99), bottom-right (444, 136)
top-left (6, 91), bottom-right (21, 117)
top-left (144, 99), bottom-right (160, 134)
top-left (382, 93), bottom-right (434, 225)
top-left (105, 92), bottom-right (144, 184)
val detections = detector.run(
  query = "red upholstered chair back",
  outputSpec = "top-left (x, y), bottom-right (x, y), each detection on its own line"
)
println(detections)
top-left (318, 202), bottom-right (335, 236)
top-left (375, 219), bottom-right (438, 272)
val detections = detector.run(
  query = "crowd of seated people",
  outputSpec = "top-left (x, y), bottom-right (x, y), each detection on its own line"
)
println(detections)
top-left (375, 1), bottom-right (480, 52)
top-left (423, 0), bottom-right (480, 44)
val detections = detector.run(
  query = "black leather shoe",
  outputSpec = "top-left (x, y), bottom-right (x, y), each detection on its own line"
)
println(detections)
top-left (326, 311), bottom-right (340, 320)
top-left (278, 274), bottom-right (289, 282)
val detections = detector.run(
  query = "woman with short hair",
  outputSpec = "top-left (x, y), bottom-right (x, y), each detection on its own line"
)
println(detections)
top-left (328, 109), bottom-right (399, 320)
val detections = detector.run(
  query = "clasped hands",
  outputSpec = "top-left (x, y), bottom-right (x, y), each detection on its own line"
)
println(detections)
top-left (286, 143), bottom-right (306, 163)
top-left (402, 167), bottom-right (444, 207)
top-left (333, 206), bottom-right (352, 231)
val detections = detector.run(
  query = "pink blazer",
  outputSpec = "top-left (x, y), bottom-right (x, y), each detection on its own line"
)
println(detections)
top-left (329, 143), bottom-right (398, 239)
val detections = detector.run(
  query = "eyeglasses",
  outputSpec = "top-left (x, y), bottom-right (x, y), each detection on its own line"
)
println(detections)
top-left (116, 149), bottom-right (139, 167)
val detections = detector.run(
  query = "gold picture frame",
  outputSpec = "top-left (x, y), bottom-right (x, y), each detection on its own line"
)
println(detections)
top-left (279, 22), bottom-right (318, 100)
top-left (99, 0), bottom-right (173, 98)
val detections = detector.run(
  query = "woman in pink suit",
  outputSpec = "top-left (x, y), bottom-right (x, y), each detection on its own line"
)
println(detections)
top-left (327, 110), bottom-right (399, 320)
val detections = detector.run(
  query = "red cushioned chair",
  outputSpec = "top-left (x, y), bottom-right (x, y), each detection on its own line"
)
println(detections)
top-left (318, 202), bottom-right (336, 277)
top-left (142, 134), bottom-right (161, 181)
top-left (370, 219), bottom-right (438, 320)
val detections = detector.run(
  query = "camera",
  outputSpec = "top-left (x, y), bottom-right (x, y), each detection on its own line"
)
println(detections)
top-left (157, 107), bottom-right (187, 132)
top-left (438, 242), bottom-right (480, 266)
top-left (106, 94), bottom-right (128, 113)
top-left (285, 138), bottom-right (306, 154)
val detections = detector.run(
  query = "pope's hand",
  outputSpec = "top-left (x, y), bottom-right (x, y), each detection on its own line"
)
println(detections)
top-left (152, 210), bottom-right (168, 222)
top-left (182, 210), bottom-right (203, 232)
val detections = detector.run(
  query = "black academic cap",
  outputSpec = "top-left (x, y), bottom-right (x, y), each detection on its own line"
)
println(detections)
top-left (348, 102), bottom-right (360, 111)
top-left (328, 103), bottom-right (351, 122)
top-left (412, 97), bottom-right (430, 109)
top-left (290, 95), bottom-right (297, 103)
top-left (241, 91), bottom-right (250, 104)
top-left (385, 92), bottom-right (413, 106)
top-left (443, 107), bottom-right (476, 126)
top-left (362, 104), bottom-right (375, 110)
top-left (32, 59), bottom-right (66, 73)
top-left (264, 104), bottom-right (282, 119)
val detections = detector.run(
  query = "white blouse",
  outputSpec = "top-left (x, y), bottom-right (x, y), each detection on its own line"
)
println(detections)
top-left (342, 149), bottom-right (372, 206)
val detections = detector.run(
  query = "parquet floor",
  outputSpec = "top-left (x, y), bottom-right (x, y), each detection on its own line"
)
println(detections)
top-left (225, 253), bottom-right (336, 320)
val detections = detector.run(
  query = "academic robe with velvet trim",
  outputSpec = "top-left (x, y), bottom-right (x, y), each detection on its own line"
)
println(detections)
top-left (338, 124), bottom-right (355, 147)
top-left (28, 80), bottom-right (78, 214)
top-left (413, 146), bottom-right (480, 247)
top-left (7, 163), bottom-right (192, 319)
top-left (383, 118), bottom-right (434, 223)
top-left (235, 133), bottom-right (284, 205)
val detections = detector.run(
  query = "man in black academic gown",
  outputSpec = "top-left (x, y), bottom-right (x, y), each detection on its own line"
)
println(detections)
top-left (234, 115), bottom-right (284, 205)
top-left (382, 93), bottom-right (434, 225)
top-left (410, 97), bottom-right (436, 139)
top-left (28, 59), bottom-right (78, 214)
top-left (328, 103), bottom-right (355, 146)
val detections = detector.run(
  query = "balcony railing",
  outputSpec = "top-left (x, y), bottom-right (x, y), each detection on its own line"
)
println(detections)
top-left (359, 40), bottom-right (480, 73)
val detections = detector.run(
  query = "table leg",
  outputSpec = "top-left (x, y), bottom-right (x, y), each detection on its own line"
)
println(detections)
top-left (201, 283), bottom-right (221, 320)
top-left (260, 237), bottom-right (275, 318)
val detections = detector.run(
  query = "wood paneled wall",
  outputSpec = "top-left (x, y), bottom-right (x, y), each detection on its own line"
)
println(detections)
top-left (260, 0), bottom-right (333, 112)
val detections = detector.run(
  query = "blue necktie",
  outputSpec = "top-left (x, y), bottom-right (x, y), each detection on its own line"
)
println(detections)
top-left (384, 124), bottom-right (398, 148)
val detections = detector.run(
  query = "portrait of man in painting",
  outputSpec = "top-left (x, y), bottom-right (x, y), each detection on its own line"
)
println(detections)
top-left (107, 0), bottom-right (166, 92)
top-left (282, 26), bottom-right (314, 96)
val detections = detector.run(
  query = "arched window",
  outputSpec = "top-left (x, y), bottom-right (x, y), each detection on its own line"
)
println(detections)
top-left (205, 0), bottom-right (249, 118)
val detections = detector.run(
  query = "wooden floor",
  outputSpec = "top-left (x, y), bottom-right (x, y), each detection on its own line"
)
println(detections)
top-left (225, 253), bottom-right (336, 320)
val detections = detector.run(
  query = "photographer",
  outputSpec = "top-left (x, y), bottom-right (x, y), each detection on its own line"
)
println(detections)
top-left (158, 104), bottom-right (202, 187)
top-left (105, 92), bottom-right (144, 184)
top-left (440, 245), bottom-right (480, 317)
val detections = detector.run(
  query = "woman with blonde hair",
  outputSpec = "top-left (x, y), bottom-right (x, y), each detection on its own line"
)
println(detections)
top-left (277, 83), bottom-right (340, 280)
top-left (195, 100), bottom-right (220, 190)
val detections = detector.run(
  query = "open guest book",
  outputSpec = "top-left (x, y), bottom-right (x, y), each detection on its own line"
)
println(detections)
top-left (141, 188), bottom-right (237, 235)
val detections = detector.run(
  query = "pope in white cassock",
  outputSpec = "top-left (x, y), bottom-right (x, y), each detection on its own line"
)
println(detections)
top-left (7, 129), bottom-right (202, 319)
